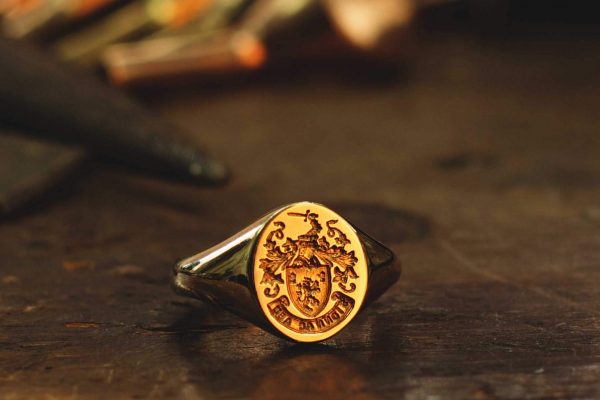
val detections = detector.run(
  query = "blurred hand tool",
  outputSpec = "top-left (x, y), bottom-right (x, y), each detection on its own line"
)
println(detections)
top-left (53, 0), bottom-right (213, 66)
top-left (101, 0), bottom-right (422, 86)
top-left (0, 130), bottom-right (86, 216)
top-left (102, 0), bottom-right (326, 85)
top-left (148, 0), bottom-right (253, 39)
top-left (0, 36), bottom-right (228, 185)
top-left (102, 0), bottom-right (254, 84)
top-left (1, 0), bottom-right (122, 40)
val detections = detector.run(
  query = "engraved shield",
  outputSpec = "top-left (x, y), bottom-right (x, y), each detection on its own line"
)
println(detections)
top-left (286, 264), bottom-right (331, 317)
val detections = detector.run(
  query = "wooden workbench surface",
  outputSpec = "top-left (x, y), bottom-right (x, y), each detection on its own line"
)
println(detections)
top-left (2, 27), bottom-right (600, 399)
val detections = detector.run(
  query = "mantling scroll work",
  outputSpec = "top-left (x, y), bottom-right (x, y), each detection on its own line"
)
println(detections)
top-left (257, 209), bottom-right (360, 333)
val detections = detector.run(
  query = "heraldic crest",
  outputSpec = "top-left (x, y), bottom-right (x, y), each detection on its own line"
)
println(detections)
top-left (255, 206), bottom-right (365, 335)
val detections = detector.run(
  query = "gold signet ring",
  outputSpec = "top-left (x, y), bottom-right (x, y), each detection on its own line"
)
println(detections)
top-left (173, 201), bottom-right (400, 342)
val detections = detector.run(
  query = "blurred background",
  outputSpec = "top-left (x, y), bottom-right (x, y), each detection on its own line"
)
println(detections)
top-left (1, 0), bottom-right (598, 215)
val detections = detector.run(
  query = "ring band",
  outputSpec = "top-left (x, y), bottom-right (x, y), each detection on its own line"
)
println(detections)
top-left (173, 201), bottom-right (400, 342)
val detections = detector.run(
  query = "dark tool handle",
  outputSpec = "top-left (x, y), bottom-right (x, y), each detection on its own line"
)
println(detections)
top-left (0, 37), bottom-right (228, 185)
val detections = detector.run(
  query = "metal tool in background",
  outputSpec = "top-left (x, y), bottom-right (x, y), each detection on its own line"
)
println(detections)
top-left (100, 0), bottom-right (425, 86)
top-left (101, 0), bottom-right (330, 85)
top-left (147, 0), bottom-right (253, 39)
top-left (0, 36), bottom-right (228, 186)
top-left (52, 0), bottom-right (214, 66)
top-left (102, 0), bottom-right (255, 85)
top-left (1, 0), bottom-right (122, 40)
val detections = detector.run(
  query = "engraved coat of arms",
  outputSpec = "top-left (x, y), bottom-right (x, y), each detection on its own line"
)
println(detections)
top-left (258, 210), bottom-right (360, 329)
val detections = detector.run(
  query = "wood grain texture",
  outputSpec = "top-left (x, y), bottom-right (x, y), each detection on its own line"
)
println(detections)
top-left (1, 28), bottom-right (600, 399)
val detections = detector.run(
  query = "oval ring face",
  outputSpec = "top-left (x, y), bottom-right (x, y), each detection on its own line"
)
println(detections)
top-left (253, 202), bottom-right (368, 342)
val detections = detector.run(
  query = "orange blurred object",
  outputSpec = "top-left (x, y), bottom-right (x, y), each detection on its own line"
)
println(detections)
top-left (102, 0), bottom-right (422, 86)
top-left (68, 0), bottom-right (116, 18)
top-left (1, 0), bottom-right (45, 17)
top-left (52, 0), bottom-right (214, 65)
top-left (106, 30), bottom-right (266, 85)
top-left (1, 0), bottom-right (119, 38)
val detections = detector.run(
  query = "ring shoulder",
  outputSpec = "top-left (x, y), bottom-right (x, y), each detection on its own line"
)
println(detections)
top-left (356, 228), bottom-right (400, 307)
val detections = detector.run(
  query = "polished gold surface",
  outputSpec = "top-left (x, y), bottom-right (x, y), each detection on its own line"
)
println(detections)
top-left (254, 202), bottom-right (368, 342)
top-left (173, 201), bottom-right (397, 342)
